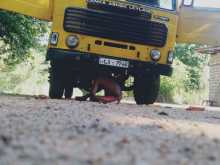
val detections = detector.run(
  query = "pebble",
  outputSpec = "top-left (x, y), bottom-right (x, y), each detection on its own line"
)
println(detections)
top-left (158, 112), bottom-right (169, 116)
top-left (0, 135), bottom-right (12, 146)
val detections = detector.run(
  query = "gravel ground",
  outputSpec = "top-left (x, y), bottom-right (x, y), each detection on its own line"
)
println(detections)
top-left (0, 95), bottom-right (220, 165)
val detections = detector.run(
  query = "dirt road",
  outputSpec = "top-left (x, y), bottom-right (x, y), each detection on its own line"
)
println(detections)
top-left (0, 95), bottom-right (220, 165)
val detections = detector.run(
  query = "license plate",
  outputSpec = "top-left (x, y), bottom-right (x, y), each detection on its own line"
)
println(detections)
top-left (99, 58), bottom-right (129, 68)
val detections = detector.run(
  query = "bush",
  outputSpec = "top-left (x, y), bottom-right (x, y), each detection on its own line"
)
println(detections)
top-left (158, 76), bottom-right (176, 103)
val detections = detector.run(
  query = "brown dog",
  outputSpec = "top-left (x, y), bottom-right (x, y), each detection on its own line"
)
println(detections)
top-left (75, 77), bottom-right (122, 104)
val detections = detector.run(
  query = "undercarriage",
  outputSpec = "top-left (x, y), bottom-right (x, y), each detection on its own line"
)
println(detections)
top-left (47, 48), bottom-right (172, 104)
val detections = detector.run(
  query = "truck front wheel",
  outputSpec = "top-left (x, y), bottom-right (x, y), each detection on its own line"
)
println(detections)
top-left (134, 74), bottom-right (160, 105)
top-left (49, 60), bottom-right (74, 99)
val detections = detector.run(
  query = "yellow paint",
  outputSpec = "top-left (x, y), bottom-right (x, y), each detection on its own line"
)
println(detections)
top-left (0, 0), bottom-right (179, 65)
top-left (50, 0), bottom-right (178, 65)
top-left (0, 0), bottom-right (53, 21)
top-left (177, 6), bottom-right (220, 46)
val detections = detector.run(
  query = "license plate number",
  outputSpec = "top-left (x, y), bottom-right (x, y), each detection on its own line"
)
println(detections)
top-left (99, 58), bottom-right (129, 68)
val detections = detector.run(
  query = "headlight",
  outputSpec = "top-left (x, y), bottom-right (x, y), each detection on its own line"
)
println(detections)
top-left (151, 49), bottom-right (161, 61)
top-left (167, 51), bottom-right (174, 64)
top-left (50, 32), bottom-right (59, 45)
top-left (66, 35), bottom-right (79, 48)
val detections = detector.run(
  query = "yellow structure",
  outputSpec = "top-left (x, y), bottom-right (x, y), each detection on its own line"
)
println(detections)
top-left (0, 0), bottom-right (53, 20)
top-left (0, 0), bottom-right (220, 104)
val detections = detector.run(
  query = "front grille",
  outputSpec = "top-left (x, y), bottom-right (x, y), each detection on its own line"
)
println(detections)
top-left (64, 7), bottom-right (168, 47)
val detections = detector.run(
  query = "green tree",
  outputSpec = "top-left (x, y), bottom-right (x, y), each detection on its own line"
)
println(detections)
top-left (0, 10), bottom-right (48, 65)
top-left (174, 44), bottom-right (208, 91)
top-left (159, 44), bottom-right (209, 103)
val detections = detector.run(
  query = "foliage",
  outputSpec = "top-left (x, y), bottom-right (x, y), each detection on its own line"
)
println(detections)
top-left (0, 10), bottom-right (48, 65)
top-left (158, 76), bottom-right (176, 102)
top-left (0, 51), bottom-right (49, 95)
top-left (174, 44), bottom-right (209, 91)
top-left (174, 44), bottom-right (206, 66)
top-left (159, 44), bottom-right (209, 104)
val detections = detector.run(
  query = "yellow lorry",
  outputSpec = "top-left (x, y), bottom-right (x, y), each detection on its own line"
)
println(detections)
top-left (0, 0), bottom-right (220, 104)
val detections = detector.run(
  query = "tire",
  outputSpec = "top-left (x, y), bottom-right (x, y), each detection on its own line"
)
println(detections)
top-left (49, 60), bottom-right (74, 99)
top-left (134, 74), bottom-right (160, 105)
top-left (64, 80), bottom-right (74, 99)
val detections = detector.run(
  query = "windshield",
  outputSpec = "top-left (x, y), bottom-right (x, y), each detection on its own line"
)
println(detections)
top-left (128, 0), bottom-right (176, 10)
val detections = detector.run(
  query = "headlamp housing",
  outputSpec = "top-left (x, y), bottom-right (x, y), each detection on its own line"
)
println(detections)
top-left (66, 35), bottom-right (79, 48)
top-left (151, 49), bottom-right (161, 61)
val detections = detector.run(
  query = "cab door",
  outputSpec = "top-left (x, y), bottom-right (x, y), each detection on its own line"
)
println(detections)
top-left (177, 0), bottom-right (220, 45)
top-left (0, 0), bottom-right (53, 21)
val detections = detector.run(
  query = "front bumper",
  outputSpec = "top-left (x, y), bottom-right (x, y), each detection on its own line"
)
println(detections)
top-left (47, 48), bottom-right (173, 76)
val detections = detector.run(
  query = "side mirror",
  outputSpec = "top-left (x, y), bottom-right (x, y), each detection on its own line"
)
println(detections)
top-left (182, 0), bottom-right (193, 7)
